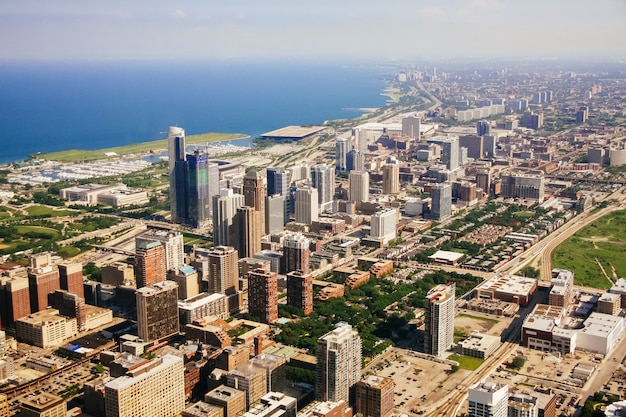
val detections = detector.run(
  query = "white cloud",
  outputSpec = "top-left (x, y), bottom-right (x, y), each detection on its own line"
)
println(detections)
top-left (172, 9), bottom-right (186, 18)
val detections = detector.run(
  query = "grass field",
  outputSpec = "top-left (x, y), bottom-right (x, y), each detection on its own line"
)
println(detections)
top-left (552, 210), bottom-right (626, 289)
top-left (448, 355), bottom-right (484, 371)
top-left (37, 132), bottom-right (247, 162)
top-left (457, 313), bottom-right (500, 324)
top-left (15, 225), bottom-right (61, 239)
top-left (25, 205), bottom-right (76, 217)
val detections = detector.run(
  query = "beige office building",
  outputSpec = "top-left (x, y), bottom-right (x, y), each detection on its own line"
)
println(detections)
top-left (104, 354), bottom-right (185, 417)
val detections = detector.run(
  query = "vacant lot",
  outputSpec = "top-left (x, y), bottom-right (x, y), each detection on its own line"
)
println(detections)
top-left (552, 211), bottom-right (626, 289)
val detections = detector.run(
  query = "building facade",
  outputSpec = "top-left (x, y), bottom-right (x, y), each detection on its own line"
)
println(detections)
top-left (424, 283), bottom-right (455, 356)
top-left (136, 281), bottom-right (180, 342)
top-left (248, 269), bottom-right (278, 324)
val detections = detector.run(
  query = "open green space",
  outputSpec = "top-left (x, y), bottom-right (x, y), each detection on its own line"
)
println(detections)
top-left (25, 205), bottom-right (76, 217)
top-left (457, 313), bottom-right (500, 324)
top-left (447, 355), bottom-right (484, 371)
top-left (552, 210), bottom-right (626, 289)
top-left (14, 225), bottom-right (61, 239)
top-left (37, 132), bottom-right (247, 162)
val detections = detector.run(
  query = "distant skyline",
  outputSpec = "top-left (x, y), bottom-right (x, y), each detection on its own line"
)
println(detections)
top-left (1, 0), bottom-right (626, 62)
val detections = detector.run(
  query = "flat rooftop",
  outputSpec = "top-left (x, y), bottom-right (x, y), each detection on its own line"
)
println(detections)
top-left (260, 125), bottom-right (326, 140)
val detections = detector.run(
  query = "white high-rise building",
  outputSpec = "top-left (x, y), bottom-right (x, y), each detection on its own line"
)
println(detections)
top-left (104, 354), bottom-right (185, 417)
top-left (467, 380), bottom-right (508, 417)
top-left (508, 394), bottom-right (538, 417)
top-left (370, 208), bottom-right (397, 245)
top-left (312, 164), bottom-right (335, 212)
top-left (424, 283), bottom-right (455, 356)
top-left (316, 323), bottom-right (362, 405)
top-left (335, 137), bottom-right (352, 171)
top-left (212, 189), bottom-right (245, 247)
top-left (348, 171), bottom-right (369, 204)
top-left (136, 229), bottom-right (185, 273)
top-left (294, 186), bottom-right (319, 225)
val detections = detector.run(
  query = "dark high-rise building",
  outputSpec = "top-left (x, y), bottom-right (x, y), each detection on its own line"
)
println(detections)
top-left (430, 183), bottom-right (452, 220)
top-left (136, 280), bottom-right (180, 342)
top-left (135, 240), bottom-right (166, 289)
top-left (346, 149), bottom-right (365, 171)
top-left (501, 174), bottom-right (545, 202)
top-left (185, 151), bottom-right (211, 228)
top-left (283, 233), bottom-right (310, 274)
top-left (48, 290), bottom-right (86, 331)
top-left (231, 206), bottom-right (262, 259)
top-left (476, 120), bottom-right (490, 136)
top-left (168, 126), bottom-right (187, 224)
top-left (286, 270), bottom-right (313, 315)
top-left (58, 262), bottom-right (84, 299)
top-left (248, 268), bottom-right (278, 324)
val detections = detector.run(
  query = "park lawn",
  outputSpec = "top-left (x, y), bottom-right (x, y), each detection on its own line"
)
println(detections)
top-left (26, 205), bottom-right (75, 217)
top-left (38, 132), bottom-right (247, 163)
top-left (448, 355), bottom-right (484, 371)
top-left (513, 211), bottom-right (534, 218)
top-left (15, 225), bottom-right (61, 239)
top-left (457, 313), bottom-right (500, 324)
top-left (552, 211), bottom-right (626, 289)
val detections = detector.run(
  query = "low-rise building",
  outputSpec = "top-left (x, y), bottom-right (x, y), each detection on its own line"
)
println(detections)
top-left (476, 275), bottom-right (537, 306)
top-left (458, 331), bottom-right (501, 359)
top-left (15, 309), bottom-right (78, 348)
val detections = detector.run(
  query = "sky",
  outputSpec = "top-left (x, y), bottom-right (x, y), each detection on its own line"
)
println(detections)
top-left (1, 0), bottom-right (626, 62)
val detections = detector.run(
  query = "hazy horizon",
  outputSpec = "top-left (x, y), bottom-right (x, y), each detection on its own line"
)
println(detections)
top-left (1, 0), bottom-right (626, 62)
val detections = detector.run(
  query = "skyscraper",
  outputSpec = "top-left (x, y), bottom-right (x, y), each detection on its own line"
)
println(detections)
top-left (335, 137), bottom-right (352, 171)
top-left (213, 189), bottom-right (245, 247)
top-left (312, 164), bottom-right (335, 212)
top-left (430, 183), bottom-right (452, 220)
top-left (248, 268), bottom-right (278, 324)
top-left (402, 116), bottom-right (421, 139)
top-left (476, 120), bottom-right (490, 136)
top-left (28, 253), bottom-right (60, 313)
top-left (440, 136), bottom-right (460, 170)
top-left (265, 194), bottom-right (286, 234)
top-left (136, 280), bottom-right (179, 342)
top-left (381, 163), bottom-right (399, 195)
top-left (468, 380), bottom-right (508, 417)
top-left (136, 229), bottom-right (185, 273)
top-left (346, 149), bottom-right (365, 172)
top-left (266, 167), bottom-right (291, 197)
top-left (286, 270), bottom-right (313, 316)
top-left (231, 206), bottom-right (262, 259)
top-left (370, 208), bottom-right (397, 245)
top-left (168, 126), bottom-right (187, 224)
top-left (104, 354), bottom-right (185, 417)
top-left (424, 283), bottom-right (455, 357)
top-left (135, 240), bottom-right (166, 289)
top-left (58, 262), bottom-right (84, 299)
top-left (243, 171), bottom-right (266, 222)
top-left (207, 162), bottom-right (220, 216)
top-left (184, 150), bottom-right (211, 227)
top-left (316, 323), bottom-right (362, 405)
top-left (283, 233), bottom-right (311, 274)
top-left (475, 169), bottom-right (492, 195)
top-left (205, 246), bottom-right (239, 295)
top-left (348, 171), bottom-right (369, 204)
top-left (294, 186), bottom-right (319, 225)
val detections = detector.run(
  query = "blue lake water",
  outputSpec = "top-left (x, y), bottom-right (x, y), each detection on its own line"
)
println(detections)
top-left (0, 60), bottom-right (393, 164)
